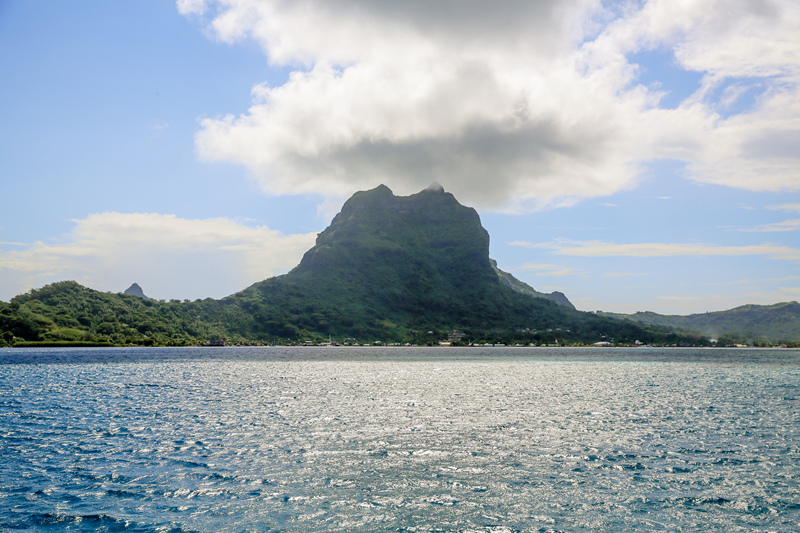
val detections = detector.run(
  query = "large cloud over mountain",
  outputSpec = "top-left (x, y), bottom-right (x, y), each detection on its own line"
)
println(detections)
top-left (180, 0), bottom-right (800, 211)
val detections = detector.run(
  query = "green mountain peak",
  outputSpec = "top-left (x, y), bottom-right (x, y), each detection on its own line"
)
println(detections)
top-left (296, 184), bottom-right (489, 276)
top-left (228, 185), bottom-right (648, 342)
top-left (3, 185), bottom-right (752, 347)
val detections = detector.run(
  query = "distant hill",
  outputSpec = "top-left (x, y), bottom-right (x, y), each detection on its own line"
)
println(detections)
top-left (600, 301), bottom-right (800, 343)
top-left (1, 185), bottom-right (694, 347)
top-left (491, 259), bottom-right (575, 309)
top-left (124, 282), bottom-right (154, 300)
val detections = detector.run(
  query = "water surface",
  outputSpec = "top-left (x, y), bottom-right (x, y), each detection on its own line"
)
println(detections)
top-left (1, 347), bottom-right (798, 531)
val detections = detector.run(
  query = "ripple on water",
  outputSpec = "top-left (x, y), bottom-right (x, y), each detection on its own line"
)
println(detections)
top-left (0, 347), bottom-right (798, 532)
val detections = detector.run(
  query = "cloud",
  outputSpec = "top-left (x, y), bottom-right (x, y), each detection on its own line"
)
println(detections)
top-left (180, 1), bottom-right (641, 210)
top-left (528, 240), bottom-right (800, 261)
top-left (602, 271), bottom-right (647, 278)
top-left (151, 118), bottom-right (170, 136)
top-left (655, 286), bottom-right (800, 312)
top-left (728, 218), bottom-right (800, 233)
top-left (181, 0), bottom-right (800, 211)
top-left (176, 0), bottom-right (207, 16)
top-left (768, 203), bottom-right (800, 213)
top-left (705, 275), bottom-right (800, 287)
top-left (0, 213), bottom-right (317, 301)
top-left (597, 0), bottom-right (800, 192)
top-left (519, 263), bottom-right (583, 277)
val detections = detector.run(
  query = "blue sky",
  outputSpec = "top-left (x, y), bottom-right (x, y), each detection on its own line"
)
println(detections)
top-left (1, 0), bottom-right (798, 314)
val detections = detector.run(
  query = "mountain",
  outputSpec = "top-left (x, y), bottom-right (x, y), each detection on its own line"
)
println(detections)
top-left (124, 283), bottom-right (154, 300)
top-left (600, 301), bottom-right (800, 343)
top-left (0, 185), bottom-right (724, 346)
top-left (491, 260), bottom-right (575, 309)
top-left (215, 185), bottom-right (685, 344)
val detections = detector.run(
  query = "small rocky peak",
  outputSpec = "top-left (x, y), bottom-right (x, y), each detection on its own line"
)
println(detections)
top-left (124, 283), bottom-right (152, 300)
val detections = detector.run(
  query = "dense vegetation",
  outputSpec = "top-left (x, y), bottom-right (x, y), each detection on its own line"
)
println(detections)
top-left (210, 185), bottom-right (702, 345)
top-left (0, 281), bottom-right (233, 346)
top-left (2, 185), bottom-right (791, 348)
top-left (492, 259), bottom-right (575, 309)
top-left (600, 302), bottom-right (800, 345)
top-left (0, 279), bottom-right (706, 347)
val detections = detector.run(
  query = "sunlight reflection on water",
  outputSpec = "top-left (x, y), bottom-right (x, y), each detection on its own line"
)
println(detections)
top-left (1, 347), bottom-right (798, 531)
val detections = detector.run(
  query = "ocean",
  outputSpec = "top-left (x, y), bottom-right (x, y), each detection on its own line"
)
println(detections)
top-left (1, 346), bottom-right (798, 532)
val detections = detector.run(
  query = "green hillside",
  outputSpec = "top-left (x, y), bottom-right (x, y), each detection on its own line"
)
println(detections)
top-left (0, 185), bottom-right (735, 347)
top-left (492, 259), bottom-right (576, 309)
top-left (1, 281), bottom-right (240, 346)
top-left (215, 185), bottom-right (689, 344)
top-left (601, 301), bottom-right (800, 344)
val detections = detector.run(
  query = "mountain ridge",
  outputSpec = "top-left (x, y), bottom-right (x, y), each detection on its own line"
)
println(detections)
top-left (600, 301), bottom-right (800, 343)
top-left (224, 184), bottom-right (578, 339)
top-left (491, 260), bottom-right (575, 309)
top-left (1, 185), bottom-right (794, 346)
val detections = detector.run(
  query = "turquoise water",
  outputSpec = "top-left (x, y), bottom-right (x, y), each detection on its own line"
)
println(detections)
top-left (1, 347), bottom-right (798, 532)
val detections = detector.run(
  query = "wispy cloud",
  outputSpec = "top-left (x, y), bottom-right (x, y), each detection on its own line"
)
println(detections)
top-left (519, 240), bottom-right (800, 261)
top-left (602, 271), bottom-right (647, 278)
top-left (151, 118), bottom-right (170, 136)
top-left (0, 213), bottom-right (317, 301)
top-left (704, 275), bottom-right (800, 287)
top-left (719, 83), bottom-right (752, 110)
top-left (656, 286), bottom-right (800, 310)
top-left (518, 263), bottom-right (583, 277)
top-left (768, 203), bottom-right (800, 213)
top-left (727, 218), bottom-right (800, 233)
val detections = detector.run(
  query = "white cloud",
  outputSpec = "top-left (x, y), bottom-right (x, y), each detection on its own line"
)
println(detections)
top-left (176, 0), bottom-right (207, 16)
top-left (0, 213), bottom-right (317, 301)
top-left (529, 240), bottom-right (800, 261)
top-left (518, 263), bottom-right (583, 277)
top-left (602, 271), bottom-right (647, 278)
top-left (598, 0), bottom-right (800, 192)
top-left (729, 218), bottom-right (800, 233)
top-left (705, 275), bottom-right (800, 287)
top-left (655, 286), bottom-right (800, 313)
top-left (769, 203), bottom-right (800, 213)
top-left (183, 0), bottom-right (644, 211)
top-left (182, 0), bottom-right (800, 211)
top-left (151, 118), bottom-right (170, 136)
